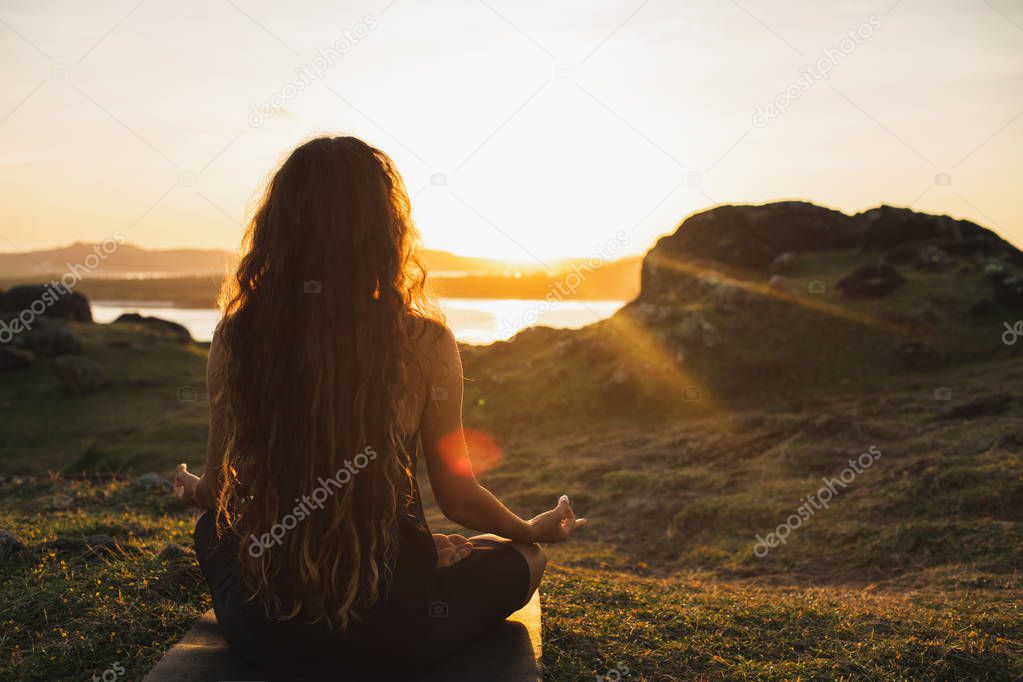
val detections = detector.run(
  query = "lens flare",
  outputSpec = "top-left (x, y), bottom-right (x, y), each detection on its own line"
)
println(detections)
top-left (437, 428), bottom-right (503, 476)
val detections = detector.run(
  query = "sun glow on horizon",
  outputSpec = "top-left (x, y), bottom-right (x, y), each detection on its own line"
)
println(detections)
top-left (0, 1), bottom-right (1020, 264)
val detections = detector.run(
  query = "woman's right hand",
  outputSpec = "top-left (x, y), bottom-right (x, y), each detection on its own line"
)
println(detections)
top-left (173, 463), bottom-right (201, 505)
top-left (527, 495), bottom-right (587, 543)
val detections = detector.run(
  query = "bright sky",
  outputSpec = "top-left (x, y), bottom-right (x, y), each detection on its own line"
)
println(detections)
top-left (0, 0), bottom-right (1021, 265)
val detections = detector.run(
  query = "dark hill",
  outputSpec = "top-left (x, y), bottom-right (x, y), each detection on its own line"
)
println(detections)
top-left (640, 202), bottom-right (1021, 299)
top-left (459, 201), bottom-right (1023, 428)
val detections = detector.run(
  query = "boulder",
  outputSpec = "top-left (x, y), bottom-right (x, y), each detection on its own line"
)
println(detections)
top-left (39, 534), bottom-right (131, 559)
top-left (836, 264), bottom-right (906, 299)
top-left (0, 346), bottom-right (35, 370)
top-left (936, 393), bottom-right (1013, 420)
top-left (150, 554), bottom-right (204, 600)
top-left (984, 261), bottom-right (1007, 278)
top-left (134, 472), bottom-right (171, 490)
top-left (27, 319), bottom-right (82, 356)
top-left (158, 543), bottom-right (195, 562)
top-left (768, 275), bottom-right (799, 293)
top-left (712, 283), bottom-right (752, 312)
top-left (770, 252), bottom-right (796, 273)
top-left (0, 284), bottom-right (92, 321)
top-left (914, 244), bottom-right (952, 271)
top-left (113, 313), bottom-right (192, 343)
top-left (0, 530), bottom-right (27, 565)
top-left (52, 355), bottom-right (109, 393)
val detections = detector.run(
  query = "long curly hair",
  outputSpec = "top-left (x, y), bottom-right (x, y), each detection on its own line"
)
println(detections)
top-left (215, 136), bottom-right (440, 628)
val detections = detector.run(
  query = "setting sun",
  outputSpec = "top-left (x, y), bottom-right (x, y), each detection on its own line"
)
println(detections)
top-left (1, 1), bottom-right (1020, 263)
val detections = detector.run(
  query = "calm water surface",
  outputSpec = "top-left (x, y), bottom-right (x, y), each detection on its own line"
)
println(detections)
top-left (91, 298), bottom-right (625, 345)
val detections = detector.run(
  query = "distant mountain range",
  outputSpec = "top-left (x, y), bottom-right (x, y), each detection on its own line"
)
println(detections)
top-left (0, 243), bottom-right (237, 278)
top-left (0, 242), bottom-right (530, 278)
top-left (0, 242), bottom-right (642, 302)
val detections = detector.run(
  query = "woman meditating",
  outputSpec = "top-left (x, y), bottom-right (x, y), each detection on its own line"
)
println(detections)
top-left (173, 136), bottom-right (585, 679)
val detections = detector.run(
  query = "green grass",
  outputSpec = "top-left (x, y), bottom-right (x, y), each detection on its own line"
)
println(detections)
top-left (5, 468), bottom-right (1020, 681)
top-left (0, 478), bottom-right (207, 682)
top-left (2, 241), bottom-right (1022, 680)
top-left (541, 565), bottom-right (1022, 680)
top-left (0, 322), bottom-right (209, 476)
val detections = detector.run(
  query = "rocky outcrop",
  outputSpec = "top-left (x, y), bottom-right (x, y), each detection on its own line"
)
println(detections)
top-left (133, 472), bottom-right (171, 491)
top-left (0, 285), bottom-right (92, 322)
top-left (113, 313), bottom-right (192, 343)
top-left (26, 318), bottom-right (82, 356)
top-left (836, 263), bottom-right (906, 299)
top-left (858, 205), bottom-right (1010, 255)
top-left (639, 202), bottom-right (1021, 302)
top-left (642, 202), bottom-right (859, 278)
top-left (38, 533), bottom-right (135, 559)
top-left (150, 543), bottom-right (203, 601)
top-left (0, 346), bottom-right (35, 370)
top-left (935, 393), bottom-right (1014, 420)
top-left (0, 530), bottom-right (27, 564)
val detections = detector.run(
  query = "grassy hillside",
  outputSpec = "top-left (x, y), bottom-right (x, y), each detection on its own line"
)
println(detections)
top-left (2, 200), bottom-right (1022, 679)
top-left (2, 322), bottom-right (1021, 679)
top-left (0, 321), bottom-right (209, 476)
top-left (455, 244), bottom-right (1017, 433)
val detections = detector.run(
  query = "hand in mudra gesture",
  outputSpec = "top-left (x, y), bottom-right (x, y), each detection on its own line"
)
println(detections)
top-left (528, 495), bottom-right (587, 543)
top-left (433, 533), bottom-right (473, 568)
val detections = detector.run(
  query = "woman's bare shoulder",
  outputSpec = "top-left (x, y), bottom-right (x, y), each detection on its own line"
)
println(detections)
top-left (207, 315), bottom-right (232, 376)
top-left (404, 315), bottom-right (457, 369)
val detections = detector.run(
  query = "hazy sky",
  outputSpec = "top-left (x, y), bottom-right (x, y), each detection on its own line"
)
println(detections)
top-left (0, 0), bottom-right (1021, 264)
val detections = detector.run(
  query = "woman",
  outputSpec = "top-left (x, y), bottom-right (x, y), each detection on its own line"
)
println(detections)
top-left (173, 135), bottom-right (585, 680)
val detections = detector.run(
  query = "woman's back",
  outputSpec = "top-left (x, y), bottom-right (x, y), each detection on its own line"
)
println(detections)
top-left (176, 135), bottom-right (585, 680)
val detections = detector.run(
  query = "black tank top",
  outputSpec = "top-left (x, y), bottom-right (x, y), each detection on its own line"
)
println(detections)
top-left (378, 436), bottom-right (438, 606)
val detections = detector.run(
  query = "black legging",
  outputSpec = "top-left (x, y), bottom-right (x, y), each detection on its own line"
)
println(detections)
top-left (193, 511), bottom-right (529, 680)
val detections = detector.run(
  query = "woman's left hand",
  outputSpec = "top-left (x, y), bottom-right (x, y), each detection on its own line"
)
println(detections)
top-left (433, 533), bottom-right (473, 568)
